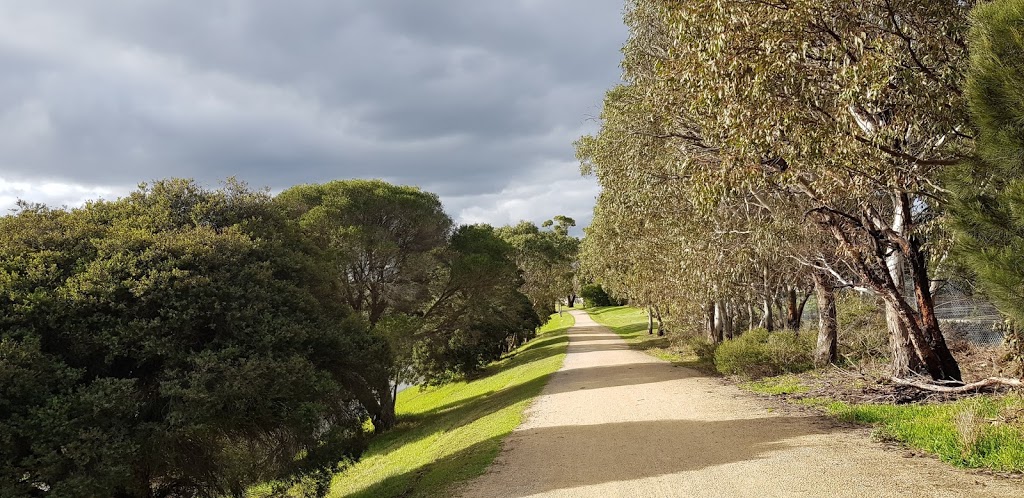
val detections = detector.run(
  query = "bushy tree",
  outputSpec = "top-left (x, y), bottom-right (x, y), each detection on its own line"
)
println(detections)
top-left (409, 224), bottom-right (542, 383)
top-left (278, 181), bottom-right (542, 425)
top-left (0, 180), bottom-right (386, 497)
top-left (497, 217), bottom-right (580, 321)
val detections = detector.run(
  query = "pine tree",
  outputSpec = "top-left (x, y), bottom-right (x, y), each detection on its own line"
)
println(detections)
top-left (949, 0), bottom-right (1024, 369)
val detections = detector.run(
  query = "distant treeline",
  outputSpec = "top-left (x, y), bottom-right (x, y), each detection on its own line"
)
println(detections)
top-left (0, 178), bottom-right (578, 497)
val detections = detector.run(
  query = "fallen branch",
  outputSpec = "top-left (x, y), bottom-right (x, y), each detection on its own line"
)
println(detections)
top-left (891, 376), bottom-right (1023, 393)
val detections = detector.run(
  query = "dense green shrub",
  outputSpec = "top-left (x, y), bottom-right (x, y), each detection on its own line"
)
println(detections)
top-left (714, 329), bottom-right (815, 378)
top-left (687, 336), bottom-right (719, 362)
top-left (580, 283), bottom-right (614, 307)
top-left (0, 180), bottom-right (389, 498)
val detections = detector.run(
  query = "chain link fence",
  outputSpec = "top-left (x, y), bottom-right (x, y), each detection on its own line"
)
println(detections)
top-left (934, 282), bottom-right (1005, 346)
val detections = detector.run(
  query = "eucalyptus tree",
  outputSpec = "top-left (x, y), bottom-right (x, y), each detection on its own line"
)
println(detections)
top-left (612, 0), bottom-right (971, 381)
top-left (497, 217), bottom-right (579, 320)
top-left (577, 79), bottom-right (832, 351)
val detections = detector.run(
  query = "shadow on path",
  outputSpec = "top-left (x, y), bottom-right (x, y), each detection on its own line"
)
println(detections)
top-left (467, 415), bottom-right (831, 497)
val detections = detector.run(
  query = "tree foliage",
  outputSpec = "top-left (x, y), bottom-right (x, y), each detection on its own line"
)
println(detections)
top-left (949, 0), bottom-right (1024, 369)
top-left (580, 0), bottom-right (977, 381)
top-left (278, 180), bottom-right (542, 426)
top-left (0, 180), bottom-right (385, 497)
top-left (497, 216), bottom-right (580, 321)
top-left (1, 178), bottom-right (545, 496)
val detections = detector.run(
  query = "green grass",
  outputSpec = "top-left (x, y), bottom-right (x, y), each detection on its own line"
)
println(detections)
top-left (741, 374), bottom-right (809, 396)
top-left (742, 372), bottom-right (1024, 473)
top-left (585, 306), bottom-right (714, 371)
top-left (823, 394), bottom-right (1024, 472)
top-left (326, 313), bottom-right (573, 497)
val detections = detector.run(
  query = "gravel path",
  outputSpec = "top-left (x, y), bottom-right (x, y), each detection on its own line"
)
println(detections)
top-left (459, 310), bottom-right (1023, 497)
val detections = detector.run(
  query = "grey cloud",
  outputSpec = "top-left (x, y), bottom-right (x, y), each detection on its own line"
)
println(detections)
top-left (0, 0), bottom-right (625, 228)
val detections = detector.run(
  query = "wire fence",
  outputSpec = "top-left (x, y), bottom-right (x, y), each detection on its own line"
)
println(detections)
top-left (934, 282), bottom-right (1005, 346)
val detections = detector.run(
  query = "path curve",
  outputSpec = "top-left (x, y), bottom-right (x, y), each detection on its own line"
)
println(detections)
top-left (459, 310), bottom-right (1022, 497)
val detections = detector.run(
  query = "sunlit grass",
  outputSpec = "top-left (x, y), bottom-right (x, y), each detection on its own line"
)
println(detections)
top-left (586, 306), bottom-right (713, 370)
top-left (326, 313), bottom-right (573, 497)
top-left (825, 394), bottom-right (1024, 472)
top-left (741, 374), bottom-right (809, 396)
top-left (744, 371), bottom-right (1024, 473)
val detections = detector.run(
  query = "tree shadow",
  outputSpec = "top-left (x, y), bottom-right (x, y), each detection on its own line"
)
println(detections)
top-left (343, 415), bottom-right (834, 498)
top-left (541, 361), bottom-right (703, 395)
top-left (459, 416), bottom-right (835, 497)
top-left (338, 435), bottom-right (507, 498)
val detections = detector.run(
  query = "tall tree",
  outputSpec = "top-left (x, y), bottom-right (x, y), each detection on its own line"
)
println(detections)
top-left (278, 181), bottom-right (541, 426)
top-left (277, 180), bottom-right (451, 430)
top-left (590, 0), bottom-right (970, 381)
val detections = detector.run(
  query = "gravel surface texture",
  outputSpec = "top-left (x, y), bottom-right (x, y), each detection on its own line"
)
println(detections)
top-left (459, 310), bottom-right (1023, 497)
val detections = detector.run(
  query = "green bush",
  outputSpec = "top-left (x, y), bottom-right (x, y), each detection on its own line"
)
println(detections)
top-left (580, 284), bottom-right (615, 307)
top-left (0, 180), bottom-right (389, 498)
top-left (687, 336), bottom-right (719, 361)
top-left (714, 329), bottom-right (815, 378)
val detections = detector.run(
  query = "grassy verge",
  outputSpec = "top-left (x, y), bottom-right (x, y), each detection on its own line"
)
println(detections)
top-left (325, 313), bottom-right (573, 497)
top-left (826, 395), bottom-right (1024, 472)
top-left (741, 374), bottom-right (1024, 473)
top-left (585, 306), bottom-right (714, 372)
top-left (741, 374), bottom-right (809, 396)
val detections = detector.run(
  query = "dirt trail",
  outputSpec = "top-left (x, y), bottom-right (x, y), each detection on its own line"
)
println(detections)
top-left (459, 310), bottom-right (1023, 497)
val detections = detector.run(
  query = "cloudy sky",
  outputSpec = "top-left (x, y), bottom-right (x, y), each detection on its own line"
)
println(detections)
top-left (0, 1), bottom-right (627, 231)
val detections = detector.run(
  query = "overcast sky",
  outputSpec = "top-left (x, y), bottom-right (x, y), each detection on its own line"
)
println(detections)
top-left (0, 1), bottom-right (626, 231)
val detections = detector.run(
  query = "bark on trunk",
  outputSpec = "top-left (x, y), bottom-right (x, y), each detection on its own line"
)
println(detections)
top-left (706, 302), bottom-right (717, 342)
top-left (724, 301), bottom-right (735, 339)
top-left (785, 287), bottom-right (799, 331)
top-left (654, 304), bottom-right (666, 337)
top-left (761, 297), bottom-right (774, 332)
top-left (812, 271), bottom-right (838, 366)
top-left (884, 218), bottom-right (921, 377)
top-left (713, 301), bottom-right (725, 343)
top-left (906, 235), bottom-right (962, 381)
top-left (647, 305), bottom-right (654, 335)
top-left (567, 294), bottom-right (577, 307)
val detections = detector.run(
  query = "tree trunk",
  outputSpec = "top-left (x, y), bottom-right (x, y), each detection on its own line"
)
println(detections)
top-left (654, 305), bottom-right (666, 336)
top-left (812, 271), bottom-right (838, 366)
top-left (823, 194), bottom-right (962, 382)
top-left (713, 301), bottom-right (725, 343)
top-left (761, 296), bottom-right (774, 332)
top-left (785, 287), bottom-right (799, 331)
top-left (647, 305), bottom-right (654, 335)
top-left (906, 235), bottom-right (962, 381)
top-left (724, 301), bottom-right (735, 339)
top-left (706, 302), bottom-right (717, 342)
top-left (567, 294), bottom-right (577, 307)
top-left (883, 217), bottom-right (921, 377)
